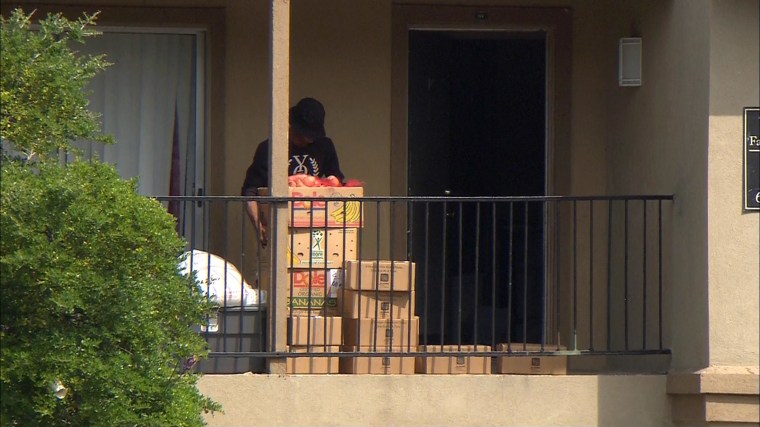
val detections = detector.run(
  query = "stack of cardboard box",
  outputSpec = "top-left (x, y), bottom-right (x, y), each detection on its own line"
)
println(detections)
top-left (339, 260), bottom-right (418, 374)
top-left (261, 185), bottom-right (364, 373)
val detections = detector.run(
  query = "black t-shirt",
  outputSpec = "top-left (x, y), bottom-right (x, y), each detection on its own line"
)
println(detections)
top-left (241, 137), bottom-right (344, 196)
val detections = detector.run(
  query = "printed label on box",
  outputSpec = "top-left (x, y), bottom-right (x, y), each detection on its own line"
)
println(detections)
top-left (287, 269), bottom-right (342, 314)
top-left (288, 228), bottom-right (358, 268)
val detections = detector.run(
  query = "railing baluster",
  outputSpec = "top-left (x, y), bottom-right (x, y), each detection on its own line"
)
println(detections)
top-left (507, 202), bottom-right (514, 350)
top-left (642, 200), bottom-right (648, 350)
top-left (424, 202), bottom-right (430, 347)
top-left (457, 202), bottom-right (463, 346)
top-left (491, 203), bottom-right (497, 348)
top-left (523, 202), bottom-right (529, 350)
top-left (473, 202), bottom-right (481, 348)
top-left (389, 200), bottom-right (396, 349)
top-left (572, 200), bottom-right (578, 351)
top-left (541, 200), bottom-right (547, 351)
top-left (624, 199), bottom-right (629, 351)
top-left (607, 200), bottom-right (613, 351)
top-left (374, 201), bottom-right (381, 350)
top-left (440, 201), bottom-right (447, 346)
top-left (589, 199), bottom-right (594, 352)
top-left (555, 201), bottom-right (561, 350)
top-left (658, 200), bottom-right (663, 351)
top-left (407, 201), bottom-right (414, 351)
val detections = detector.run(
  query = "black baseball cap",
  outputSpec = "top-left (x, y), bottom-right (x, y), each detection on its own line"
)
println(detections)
top-left (290, 97), bottom-right (326, 141)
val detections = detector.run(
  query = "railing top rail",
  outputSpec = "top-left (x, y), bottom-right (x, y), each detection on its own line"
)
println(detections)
top-left (154, 194), bottom-right (675, 202)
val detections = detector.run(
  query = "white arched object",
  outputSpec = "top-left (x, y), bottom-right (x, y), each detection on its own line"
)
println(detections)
top-left (179, 250), bottom-right (265, 307)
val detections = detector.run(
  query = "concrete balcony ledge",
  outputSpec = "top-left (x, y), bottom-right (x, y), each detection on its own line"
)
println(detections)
top-left (667, 366), bottom-right (760, 425)
top-left (199, 373), bottom-right (671, 427)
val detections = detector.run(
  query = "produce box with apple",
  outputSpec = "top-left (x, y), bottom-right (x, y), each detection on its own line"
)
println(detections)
top-left (258, 174), bottom-right (364, 228)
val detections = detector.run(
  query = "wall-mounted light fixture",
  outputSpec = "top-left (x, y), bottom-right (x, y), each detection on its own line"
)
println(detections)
top-left (618, 37), bottom-right (642, 87)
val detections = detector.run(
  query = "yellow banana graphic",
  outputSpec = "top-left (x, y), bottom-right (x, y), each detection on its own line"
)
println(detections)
top-left (330, 204), bottom-right (346, 223)
top-left (345, 201), bottom-right (361, 223)
top-left (330, 200), bottom-right (361, 224)
top-left (287, 247), bottom-right (301, 266)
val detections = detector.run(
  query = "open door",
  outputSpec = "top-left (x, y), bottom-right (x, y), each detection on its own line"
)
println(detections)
top-left (408, 30), bottom-right (547, 345)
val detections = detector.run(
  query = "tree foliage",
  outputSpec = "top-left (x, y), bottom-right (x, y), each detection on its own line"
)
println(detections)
top-left (1, 8), bottom-right (112, 162)
top-left (0, 9), bottom-right (221, 426)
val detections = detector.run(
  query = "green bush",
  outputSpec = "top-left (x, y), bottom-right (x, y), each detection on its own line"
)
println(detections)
top-left (0, 8), bottom-right (221, 426)
top-left (0, 160), bottom-right (221, 426)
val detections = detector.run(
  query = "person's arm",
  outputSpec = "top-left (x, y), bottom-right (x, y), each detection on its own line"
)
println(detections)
top-left (245, 200), bottom-right (267, 246)
top-left (319, 137), bottom-right (345, 183)
top-left (241, 141), bottom-right (270, 246)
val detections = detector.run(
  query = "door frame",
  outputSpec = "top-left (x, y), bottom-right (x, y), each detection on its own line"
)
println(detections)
top-left (391, 4), bottom-right (573, 342)
top-left (391, 4), bottom-right (572, 197)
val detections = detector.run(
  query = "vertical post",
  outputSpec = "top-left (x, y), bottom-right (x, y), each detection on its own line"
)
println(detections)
top-left (267, 0), bottom-right (290, 374)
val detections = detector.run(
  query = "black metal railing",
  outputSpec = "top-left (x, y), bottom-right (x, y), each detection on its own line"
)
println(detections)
top-left (156, 194), bottom-right (673, 374)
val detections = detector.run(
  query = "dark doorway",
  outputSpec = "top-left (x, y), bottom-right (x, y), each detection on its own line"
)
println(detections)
top-left (407, 30), bottom-right (547, 346)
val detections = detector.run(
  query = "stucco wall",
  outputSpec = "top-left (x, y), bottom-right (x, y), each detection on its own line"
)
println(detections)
top-left (198, 373), bottom-right (671, 427)
top-left (706, 0), bottom-right (760, 367)
top-left (601, 0), bottom-right (713, 370)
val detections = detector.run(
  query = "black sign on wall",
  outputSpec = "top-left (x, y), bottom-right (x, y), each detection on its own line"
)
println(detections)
top-left (745, 107), bottom-right (760, 211)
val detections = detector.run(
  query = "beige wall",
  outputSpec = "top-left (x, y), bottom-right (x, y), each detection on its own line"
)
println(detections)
top-left (198, 373), bottom-right (671, 427)
top-left (601, 0), bottom-right (713, 370)
top-left (706, 0), bottom-right (760, 367)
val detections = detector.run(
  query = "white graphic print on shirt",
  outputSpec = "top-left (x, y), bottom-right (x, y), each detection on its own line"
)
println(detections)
top-left (290, 155), bottom-right (320, 176)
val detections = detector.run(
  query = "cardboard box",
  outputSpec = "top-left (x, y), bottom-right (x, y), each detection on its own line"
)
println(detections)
top-left (287, 228), bottom-right (358, 268)
top-left (288, 316), bottom-right (342, 346)
top-left (415, 345), bottom-right (492, 374)
top-left (341, 290), bottom-right (415, 319)
top-left (494, 343), bottom-right (568, 375)
top-left (344, 260), bottom-right (415, 291)
top-left (258, 186), bottom-right (364, 228)
top-left (342, 317), bottom-right (419, 349)
top-left (339, 348), bottom-right (415, 374)
top-left (287, 268), bottom-right (342, 316)
top-left (286, 345), bottom-right (340, 374)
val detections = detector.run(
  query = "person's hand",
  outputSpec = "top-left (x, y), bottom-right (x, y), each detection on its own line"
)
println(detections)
top-left (246, 200), bottom-right (268, 247)
top-left (258, 216), bottom-right (268, 247)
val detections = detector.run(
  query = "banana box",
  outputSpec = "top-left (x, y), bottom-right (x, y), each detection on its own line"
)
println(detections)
top-left (258, 186), bottom-right (364, 228)
top-left (287, 228), bottom-right (358, 269)
top-left (287, 268), bottom-right (343, 316)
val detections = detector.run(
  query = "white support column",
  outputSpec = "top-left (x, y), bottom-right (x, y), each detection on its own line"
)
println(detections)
top-left (267, 0), bottom-right (290, 374)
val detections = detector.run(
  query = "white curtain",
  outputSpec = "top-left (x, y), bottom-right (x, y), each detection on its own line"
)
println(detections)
top-left (74, 31), bottom-right (196, 198)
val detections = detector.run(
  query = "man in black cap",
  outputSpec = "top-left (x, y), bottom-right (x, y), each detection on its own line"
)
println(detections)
top-left (241, 97), bottom-right (345, 245)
